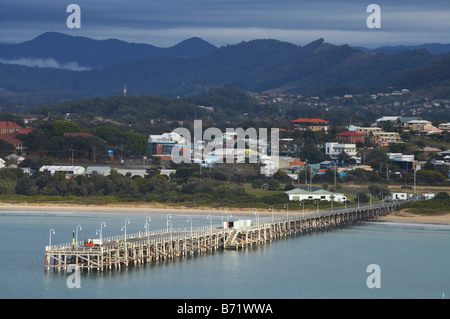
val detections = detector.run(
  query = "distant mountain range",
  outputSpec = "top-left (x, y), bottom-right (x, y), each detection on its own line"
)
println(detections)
top-left (0, 32), bottom-right (449, 106)
top-left (0, 32), bottom-right (217, 70)
top-left (354, 43), bottom-right (450, 55)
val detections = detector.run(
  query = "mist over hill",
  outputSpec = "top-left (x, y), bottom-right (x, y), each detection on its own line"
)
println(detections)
top-left (0, 32), bottom-right (449, 106)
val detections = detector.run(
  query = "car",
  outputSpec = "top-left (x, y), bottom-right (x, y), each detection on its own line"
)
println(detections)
top-left (84, 238), bottom-right (102, 247)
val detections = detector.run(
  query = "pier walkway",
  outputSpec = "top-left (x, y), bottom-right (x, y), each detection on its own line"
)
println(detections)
top-left (44, 201), bottom-right (404, 272)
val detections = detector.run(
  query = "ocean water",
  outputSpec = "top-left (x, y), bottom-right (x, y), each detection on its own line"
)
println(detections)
top-left (0, 210), bottom-right (449, 299)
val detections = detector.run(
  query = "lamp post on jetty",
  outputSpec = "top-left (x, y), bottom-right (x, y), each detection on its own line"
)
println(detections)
top-left (166, 214), bottom-right (172, 233)
top-left (300, 202), bottom-right (304, 219)
top-left (187, 217), bottom-right (193, 238)
top-left (207, 215), bottom-right (212, 236)
top-left (121, 219), bottom-right (130, 243)
top-left (144, 217), bottom-right (151, 235)
top-left (49, 228), bottom-right (55, 247)
top-left (99, 222), bottom-right (106, 242)
top-left (75, 225), bottom-right (82, 245)
top-left (253, 208), bottom-right (259, 227)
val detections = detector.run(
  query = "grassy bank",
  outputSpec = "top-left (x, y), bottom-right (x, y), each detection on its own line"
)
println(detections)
top-left (395, 196), bottom-right (450, 215)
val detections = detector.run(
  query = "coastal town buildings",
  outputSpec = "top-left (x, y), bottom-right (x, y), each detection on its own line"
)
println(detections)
top-left (289, 118), bottom-right (329, 131)
top-left (335, 131), bottom-right (365, 144)
top-left (285, 188), bottom-right (348, 202)
top-left (325, 142), bottom-right (358, 159)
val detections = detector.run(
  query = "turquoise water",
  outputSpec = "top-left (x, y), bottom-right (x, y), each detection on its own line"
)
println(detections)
top-left (0, 211), bottom-right (449, 299)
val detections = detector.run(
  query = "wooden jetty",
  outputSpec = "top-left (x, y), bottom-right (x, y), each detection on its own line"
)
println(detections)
top-left (44, 201), bottom-right (402, 272)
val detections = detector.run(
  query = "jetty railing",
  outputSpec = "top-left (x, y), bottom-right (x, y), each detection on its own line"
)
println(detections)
top-left (44, 200), bottom-right (407, 272)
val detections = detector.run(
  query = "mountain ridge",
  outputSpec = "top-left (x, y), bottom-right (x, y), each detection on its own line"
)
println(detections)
top-left (0, 33), bottom-right (449, 106)
top-left (0, 32), bottom-right (218, 69)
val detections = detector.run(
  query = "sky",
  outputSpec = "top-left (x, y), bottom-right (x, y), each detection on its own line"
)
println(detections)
top-left (0, 0), bottom-right (449, 48)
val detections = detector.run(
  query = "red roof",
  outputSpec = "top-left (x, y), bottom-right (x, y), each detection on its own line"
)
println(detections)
top-left (0, 121), bottom-right (22, 129)
top-left (16, 128), bottom-right (33, 135)
top-left (335, 131), bottom-right (364, 136)
top-left (0, 134), bottom-right (22, 146)
top-left (290, 118), bottom-right (329, 123)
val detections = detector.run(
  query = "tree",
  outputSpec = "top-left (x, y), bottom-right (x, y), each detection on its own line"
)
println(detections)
top-left (251, 179), bottom-right (263, 189)
top-left (434, 192), bottom-right (449, 200)
top-left (355, 192), bottom-right (369, 203)
top-left (125, 131), bottom-right (147, 155)
top-left (382, 120), bottom-right (395, 132)
top-left (368, 184), bottom-right (391, 199)
top-left (268, 179), bottom-right (280, 190)
top-left (0, 139), bottom-right (15, 157)
top-left (108, 132), bottom-right (132, 163)
top-left (365, 148), bottom-right (388, 168)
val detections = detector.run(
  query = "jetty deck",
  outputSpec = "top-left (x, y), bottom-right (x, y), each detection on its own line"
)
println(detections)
top-left (44, 201), bottom-right (402, 272)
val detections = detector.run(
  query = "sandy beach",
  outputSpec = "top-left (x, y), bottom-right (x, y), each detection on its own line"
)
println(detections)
top-left (378, 211), bottom-right (450, 225)
top-left (1, 202), bottom-right (449, 224)
top-left (0, 202), bottom-right (275, 216)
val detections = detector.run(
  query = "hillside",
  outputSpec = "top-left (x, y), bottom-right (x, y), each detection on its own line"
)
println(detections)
top-left (0, 34), bottom-right (449, 106)
top-left (0, 32), bottom-right (218, 69)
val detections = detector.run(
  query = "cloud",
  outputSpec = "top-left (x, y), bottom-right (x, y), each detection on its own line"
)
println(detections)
top-left (0, 57), bottom-right (91, 71)
top-left (0, 0), bottom-right (448, 47)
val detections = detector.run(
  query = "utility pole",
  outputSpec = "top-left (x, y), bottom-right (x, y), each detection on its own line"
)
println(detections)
top-left (334, 162), bottom-right (337, 189)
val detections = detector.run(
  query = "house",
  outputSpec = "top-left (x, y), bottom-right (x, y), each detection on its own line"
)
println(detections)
top-left (396, 117), bottom-right (423, 129)
top-left (335, 131), bottom-right (365, 144)
top-left (289, 118), bottom-right (329, 131)
top-left (0, 134), bottom-right (26, 154)
top-left (391, 192), bottom-right (409, 200)
top-left (0, 122), bottom-right (33, 154)
top-left (405, 120), bottom-right (432, 132)
top-left (5, 154), bottom-right (25, 164)
top-left (371, 131), bottom-right (402, 146)
top-left (86, 166), bottom-right (111, 176)
top-left (0, 121), bottom-right (23, 134)
top-left (387, 153), bottom-right (415, 162)
top-left (418, 147), bottom-right (441, 157)
top-left (438, 122), bottom-right (450, 131)
top-left (116, 169), bottom-right (147, 178)
top-left (375, 116), bottom-right (399, 128)
top-left (325, 142), bottom-right (357, 159)
top-left (355, 127), bottom-right (382, 137)
top-left (285, 188), bottom-right (347, 202)
top-left (39, 165), bottom-right (86, 177)
top-left (148, 131), bottom-right (191, 159)
top-left (0, 157), bottom-right (5, 168)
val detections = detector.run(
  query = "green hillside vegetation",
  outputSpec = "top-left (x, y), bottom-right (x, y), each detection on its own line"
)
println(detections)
top-left (1, 38), bottom-right (447, 106)
top-left (395, 192), bottom-right (450, 215)
top-left (0, 164), bottom-right (291, 209)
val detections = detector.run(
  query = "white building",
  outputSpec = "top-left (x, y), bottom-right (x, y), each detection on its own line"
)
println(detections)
top-left (387, 153), bottom-right (415, 162)
top-left (39, 165), bottom-right (86, 176)
top-left (0, 157), bottom-right (5, 169)
top-left (325, 142), bottom-right (357, 159)
top-left (285, 188), bottom-right (347, 202)
top-left (391, 192), bottom-right (412, 200)
top-left (438, 122), bottom-right (450, 131)
top-left (86, 166), bottom-right (110, 176)
top-left (116, 169), bottom-right (147, 178)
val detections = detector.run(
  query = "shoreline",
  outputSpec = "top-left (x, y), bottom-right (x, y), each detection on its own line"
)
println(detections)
top-left (378, 211), bottom-right (450, 225)
top-left (1, 202), bottom-right (449, 225)
top-left (0, 202), bottom-right (276, 216)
